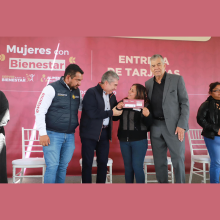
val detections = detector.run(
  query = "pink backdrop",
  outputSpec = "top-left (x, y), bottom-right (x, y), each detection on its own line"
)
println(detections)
top-left (0, 37), bottom-right (218, 177)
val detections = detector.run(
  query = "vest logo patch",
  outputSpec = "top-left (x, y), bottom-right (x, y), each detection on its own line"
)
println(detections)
top-left (72, 95), bottom-right (79, 99)
top-left (58, 93), bottom-right (67, 96)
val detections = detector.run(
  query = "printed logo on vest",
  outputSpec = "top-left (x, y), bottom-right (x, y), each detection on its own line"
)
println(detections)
top-left (72, 95), bottom-right (79, 99)
top-left (58, 93), bottom-right (67, 96)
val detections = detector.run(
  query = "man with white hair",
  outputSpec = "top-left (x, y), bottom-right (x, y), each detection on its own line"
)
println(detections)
top-left (80, 70), bottom-right (122, 183)
top-left (145, 54), bottom-right (189, 183)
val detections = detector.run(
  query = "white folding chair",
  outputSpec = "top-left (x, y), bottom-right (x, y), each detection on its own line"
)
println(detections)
top-left (188, 129), bottom-right (210, 183)
top-left (79, 156), bottom-right (113, 183)
top-left (144, 133), bottom-right (174, 183)
top-left (12, 127), bottom-right (46, 183)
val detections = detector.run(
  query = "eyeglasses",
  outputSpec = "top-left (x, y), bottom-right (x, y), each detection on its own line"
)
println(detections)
top-left (213, 89), bottom-right (220, 93)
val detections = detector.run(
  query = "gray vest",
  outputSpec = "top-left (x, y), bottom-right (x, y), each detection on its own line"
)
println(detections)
top-left (46, 77), bottom-right (80, 133)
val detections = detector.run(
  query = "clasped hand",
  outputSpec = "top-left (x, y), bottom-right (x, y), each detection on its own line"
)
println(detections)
top-left (112, 106), bottom-right (123, 116)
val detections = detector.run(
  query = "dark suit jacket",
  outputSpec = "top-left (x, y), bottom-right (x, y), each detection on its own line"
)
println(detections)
top-left (80, 84), bottom-right (117, 141)
top-left (145, 73), bottom-right (189, 135)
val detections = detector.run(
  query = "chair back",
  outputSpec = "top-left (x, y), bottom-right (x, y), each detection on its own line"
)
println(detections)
top-left (22, 127), bottom-right (43, 159)
top-left (187, 129), bottom-right (207, 156)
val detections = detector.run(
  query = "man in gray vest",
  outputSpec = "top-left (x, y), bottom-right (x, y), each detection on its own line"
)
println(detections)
top-left (35, 64), bottom-right (84, 183)
top-left (145, 54), bottom-right (189, 183)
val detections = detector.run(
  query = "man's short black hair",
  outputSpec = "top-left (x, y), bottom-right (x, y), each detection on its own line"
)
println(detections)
top-left (64, 64), bottom-right (84, 79)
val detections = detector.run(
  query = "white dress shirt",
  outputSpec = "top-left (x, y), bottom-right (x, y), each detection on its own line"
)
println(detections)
top-left (102, 91), bottom-right (110, 126)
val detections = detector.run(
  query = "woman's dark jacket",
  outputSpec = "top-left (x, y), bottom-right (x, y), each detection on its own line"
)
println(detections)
top-left (113, 103), bottom-right (153, 142)
top-left (197, 96), bottom-right (220, 139)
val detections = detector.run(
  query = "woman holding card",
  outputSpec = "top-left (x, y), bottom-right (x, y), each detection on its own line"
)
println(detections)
top-left (114, 84), bottom-right (153, 183)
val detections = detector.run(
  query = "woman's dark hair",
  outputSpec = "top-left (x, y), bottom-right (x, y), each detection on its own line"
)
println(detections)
top-left (132, 83), bottom-right (148, 103)
top-left (209, 82), bottom-right (220, 93)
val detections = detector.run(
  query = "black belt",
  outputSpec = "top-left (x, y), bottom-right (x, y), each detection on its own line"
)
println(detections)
top-left (102, 125), bottom-right (108, 129)
top-left (154, 117), bottom-right (165, 120)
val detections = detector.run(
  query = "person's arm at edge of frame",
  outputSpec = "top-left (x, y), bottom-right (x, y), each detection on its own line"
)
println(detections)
top-left (0, 91), bottom-right (9, 123)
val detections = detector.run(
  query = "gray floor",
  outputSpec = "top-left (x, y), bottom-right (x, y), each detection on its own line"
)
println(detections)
top-left (8, 173), bottom-right (210, 184)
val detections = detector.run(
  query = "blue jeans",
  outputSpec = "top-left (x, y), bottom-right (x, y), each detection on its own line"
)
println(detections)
top-left (43, 130), bottom-right (75, 183)
top-left (204, 136), bottom-right (220, 183)
top-left (120, 139), bottom-right (148, 183)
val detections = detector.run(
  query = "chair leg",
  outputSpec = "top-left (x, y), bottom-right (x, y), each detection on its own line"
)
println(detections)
top-left (189, 161), bottom-right (194, 183)
top-left (42, 166), bottom-right (46, 183)
top-left (20, 168), bottom-right (24, 183)
top-left (13, 166), bottom-right (16, 184)
top-left (171, 164), bottom-right (174, 183)
top-left (203, 163), bottom-right (206, 184)
top-left (80, 165), bottom-right (82, 184)
top-left (208, 162), bottom-right (210, 182)
top-left (144, 164), bottom-right (148, 183)
top-left (106, 170), bottom-right (109, 183)
top-left (109, 164), bottom-right (112, 184)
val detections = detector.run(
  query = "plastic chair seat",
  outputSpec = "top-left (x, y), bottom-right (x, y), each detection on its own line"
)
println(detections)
top-left (12, 158), bottom-right (45, 165)
top-left (191, 155), bottom-right (210, 162)
top-left (144, 156), bottom-right (154, 163)
top-left (144, 156), bottom-right (172, 163)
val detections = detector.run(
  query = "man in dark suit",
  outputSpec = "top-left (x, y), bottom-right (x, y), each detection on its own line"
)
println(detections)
top-left (80, 70), bottom-right (122, 183)
top-left (145, 54), bottom-right (189, 183)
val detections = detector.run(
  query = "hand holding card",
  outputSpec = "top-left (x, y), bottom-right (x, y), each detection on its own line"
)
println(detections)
top-left (123, 99), bottom-right (144, 108)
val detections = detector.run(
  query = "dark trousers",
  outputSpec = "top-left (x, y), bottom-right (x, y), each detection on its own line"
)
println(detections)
top-left (81, 128), bottom-right (110, 183)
